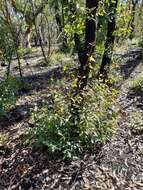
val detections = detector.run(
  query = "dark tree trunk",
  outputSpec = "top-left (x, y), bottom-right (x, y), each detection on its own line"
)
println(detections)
top-left (70, 0), bottom-right (98, 131)
top-left (55, 3), bottom-right (67, 50)
top-left (97, 0), bottom-right (118, 80)
top-left (55, 12), bottom-right (63, 33)
top-left (69, 3), bottom-right (83, 63)
top-left (130, 0), bottom-right (138, 39)
top-left (16, 51), bottom-right (23, 78)
top-left (74, 33), bottom-right (83, 64)
top-left (77, 0), bottom-right (97, 91)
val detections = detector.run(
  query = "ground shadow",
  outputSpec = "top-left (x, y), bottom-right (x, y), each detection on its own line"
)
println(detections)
top-left (120, 58), bottom-right (141, 80)
top-left (0, 93), bottom-right (58, 131)
top-left (127, 88), bottom-right (143, 110)
top-left (0, 104), bottom-right (32, 130)
top-left (21, 65), bottom-right (75, 93)
top-left (0, 63), bottom-right (75, 133)
top-left (115, 48), bottom-right (142, 59)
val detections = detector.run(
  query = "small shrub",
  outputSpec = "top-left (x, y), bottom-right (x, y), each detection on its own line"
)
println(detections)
top-left (49, 52), bottom-right (69, 66)
top-left (27, 81), bottom-right (118, 159)
top-left (129, 74), bottom-right (143, 92)
top-left (78, 81), bottom-right (118, 147)
top-left (129, 111), bottom-right (143, 130)
top-left (0, 77), bottom-right (25, 117)
top-left (0, 132), bottom-right (9, 147)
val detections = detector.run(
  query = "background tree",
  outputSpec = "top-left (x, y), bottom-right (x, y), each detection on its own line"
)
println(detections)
top-left (130, 0), bottom-right (138, 39)
top-left (11, 0), bottom-right (47, 48)
top-left (98, 0), bottom-right (118, 80)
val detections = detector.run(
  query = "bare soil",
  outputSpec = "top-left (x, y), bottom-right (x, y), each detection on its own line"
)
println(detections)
top-left (0, 48), bottom-right (143, 190)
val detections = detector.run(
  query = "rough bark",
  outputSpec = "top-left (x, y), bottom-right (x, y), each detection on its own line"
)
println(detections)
top-left (97, 0), bottom-right (118, 80)
top-left (130, 0), bottom-right (138, 39)
top-left (70, 0), bottom-right (98, 131)
top-left (77, 0), bottom-right (97, 91)
top-left (74, 33), bottom-right (83, 64)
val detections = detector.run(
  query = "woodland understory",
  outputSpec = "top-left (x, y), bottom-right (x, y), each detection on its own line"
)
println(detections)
top-left (0, 0), bottom-right (143, 189)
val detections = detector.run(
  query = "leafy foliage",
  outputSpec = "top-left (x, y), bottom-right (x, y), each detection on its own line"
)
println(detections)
top-left (130, 74), bottom-right (143, 93)
top-left (0, 0), bottom-right (142, 162)
top-left (27, 81), bottom-right (118, 158)
top-left (0, 18), bottom-right (16, 62)
top-left (0, 132), bottom-right (9, 147)
top-left (0, 77), bottom-right (25, 117)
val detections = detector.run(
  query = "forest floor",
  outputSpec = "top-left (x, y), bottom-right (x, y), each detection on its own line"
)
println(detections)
top-left (0, 46), bottom-right (143, 190)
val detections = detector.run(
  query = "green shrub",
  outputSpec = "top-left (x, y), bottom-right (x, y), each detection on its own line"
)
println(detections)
top-left (49, 52), bottom-right (70, 66)
top-left (0, 132), bottom-right (9, 147)
top-left (78, 82), bottom-right (118, 146)
top-left (129, 111), bottom-right (143, 131)
top-left (129, 74), bottom-right (143, 92)
top-left (138, 40), bottom-right (143, 48)
top-left (0, 17), bottom-right (16, 63)
top-left (0, 77), bottom-right (25, 117)
top-left (27, 81), bottom-right (118, 159)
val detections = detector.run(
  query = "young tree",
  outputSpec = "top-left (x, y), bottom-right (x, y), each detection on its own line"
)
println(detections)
top-left (97, 0), bottom-right (118, 80)
top-left (1, 0), bottom-right (23, 78)
top-left (130, 0), bottom-right (138, 39)
top-left (30, 0), bottom-right (49, 64)
top-left (70, 0), bottom-right (98, 130)
top-left (49, 0), bottom-right (68, 50)
top-left (77, 0), bottom-right (97, 91)
top-left (11, 0), bottom-right (47, 48)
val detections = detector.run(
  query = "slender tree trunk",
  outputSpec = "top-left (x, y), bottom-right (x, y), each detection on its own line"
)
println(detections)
top-left (55, 12), bottom-right (62, 33)
top-left (77, 0), bottom-right (97, 91)
top-left (130, 0), bottom-right (138, 39)
top-left (31, 0), bottom-right (49, 64)
top-left (35, 26), bottom-right (49, 64)
top-left (43, 13), bottom-right (52, 57)
top-left (47, 16), bottom-right (51, 57)
top-left (25, 25), bottom-right (33, 48)
top-left (74, 33), bottom-right (83, 64)
top-left (55, 2), bottom-right (67, 50)
top-left (70, 0), bottom-right (97, 131)
top-left (97, 0), bottom-right (118, 80)
top-left (68, 2), bottom-right (83, 63)
top-left (6, 60), bottom-right (11, 80)
top-left (16, 51), bottom-right (22, 78)
top-left (4, 0), bottom-right (23, 78)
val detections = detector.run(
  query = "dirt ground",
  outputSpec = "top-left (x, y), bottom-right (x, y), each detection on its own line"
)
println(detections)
top-left (0, 47), bottom-right (143, 190)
